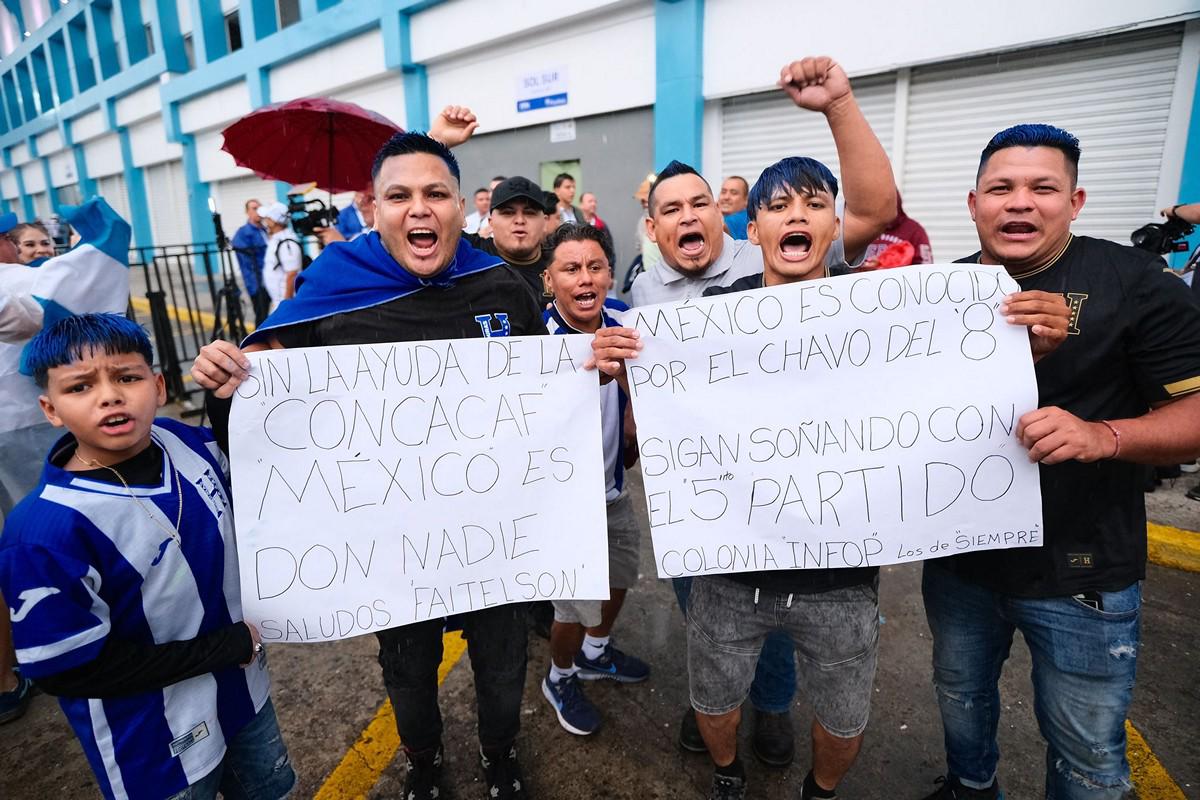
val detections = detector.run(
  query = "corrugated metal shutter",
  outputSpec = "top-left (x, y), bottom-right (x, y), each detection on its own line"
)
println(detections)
top-left (721, 74), bottom-right (896, 188)
top-left (902, 25), bottom-right (1184, 261)
top-left (96, 173), bottom-right (133, 229)
top-left (144, 160), bottom-right (194, 246)
top-left (30, 191), bottom-right (50, 219)
top-left (211, 174), bottom-right (279, 237)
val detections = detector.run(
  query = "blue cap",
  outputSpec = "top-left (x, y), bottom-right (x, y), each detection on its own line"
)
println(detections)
top-left (0, 212), bottom-right (16, 234)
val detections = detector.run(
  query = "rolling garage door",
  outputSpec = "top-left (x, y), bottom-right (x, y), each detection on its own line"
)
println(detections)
top-left (143, 160), bottom-right (195, 246)
top-left (901, 25), bottom-right (1185, 260)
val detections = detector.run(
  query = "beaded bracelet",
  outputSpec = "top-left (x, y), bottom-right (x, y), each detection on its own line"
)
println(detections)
top-left (1100, 420), bottom-right (1121, 460)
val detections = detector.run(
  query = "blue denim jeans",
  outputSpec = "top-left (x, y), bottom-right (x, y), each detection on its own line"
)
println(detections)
top-left (673, 576), bottom-right (796, 713)
top-left (922, 562), bottom-right (1140, 799)
top-left (167, 699), bottom-right (296, 800)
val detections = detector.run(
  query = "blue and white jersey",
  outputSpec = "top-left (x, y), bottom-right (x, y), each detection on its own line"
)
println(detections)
top-left (0, 419), bottom-right (270, 800)
top-left (544, 298), bottom-right (629, 502)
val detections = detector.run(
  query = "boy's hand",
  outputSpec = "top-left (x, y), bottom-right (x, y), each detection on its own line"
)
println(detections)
top-left (429, 105), bottom-right (478, 148)
top-left (1000, 290), bottom-right (1069, 363)
top-left (585, 326), bottom-right (642, 382)
top-left (192, 340), bottom-right (251, 398)
top-left (778, 56), bottom-right (852, 115)
top-left (240, 622), bottom-right (262, 668)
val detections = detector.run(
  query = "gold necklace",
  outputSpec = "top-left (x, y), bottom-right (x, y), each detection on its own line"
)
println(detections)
top-left (74, 449), bottom-right (184, 547)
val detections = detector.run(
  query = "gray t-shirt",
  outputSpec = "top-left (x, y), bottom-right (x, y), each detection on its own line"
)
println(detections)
top-left (631, 231), bottom-right (848, 307)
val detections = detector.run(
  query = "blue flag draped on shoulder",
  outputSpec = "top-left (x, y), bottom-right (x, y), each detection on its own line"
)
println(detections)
top-left (242, 231), bottom-right (503, 347)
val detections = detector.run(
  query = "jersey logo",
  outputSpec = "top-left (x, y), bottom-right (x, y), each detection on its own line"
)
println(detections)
top-left (9, 587), bottom-right (61, 622)
top-left (1062, 292), bottom-right (1088, 335)
top-left (474, 313), bottom-right (512, 337)
top-left (169, 721), bottom-right (211, 757)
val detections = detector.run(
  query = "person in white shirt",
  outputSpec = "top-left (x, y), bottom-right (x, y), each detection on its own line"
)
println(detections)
top-left (259, 202), bottom-right (302, 311)
top-left (464, 187), bottom-right (492, 235)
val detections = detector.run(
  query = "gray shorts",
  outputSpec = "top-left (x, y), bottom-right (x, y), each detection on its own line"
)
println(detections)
top-left (687, 574), bottom-right (879, 737)
top-left (552, 491), bottom-right (642, 627)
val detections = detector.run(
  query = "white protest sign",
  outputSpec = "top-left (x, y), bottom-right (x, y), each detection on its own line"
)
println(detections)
top-left (624, 264), bottom-right (1044, 578)
top-left (227, 335), bottom-right (608, 642)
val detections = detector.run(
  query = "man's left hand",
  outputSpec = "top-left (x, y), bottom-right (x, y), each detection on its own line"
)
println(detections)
top-left (778, 56), bottom-right (852, 114)
top-left (1001, 290), bottom-right (1069, 363)
top-left (429, 105), bottom-right (478, 148)
top-left (1017, 406), bottom-right (1117, 464)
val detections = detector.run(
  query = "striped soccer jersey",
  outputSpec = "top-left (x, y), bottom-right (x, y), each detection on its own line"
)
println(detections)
top-left (0, 419), bottom-right (270, 800)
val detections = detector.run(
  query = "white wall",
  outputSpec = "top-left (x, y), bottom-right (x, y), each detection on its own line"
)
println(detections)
top-left (178, 79), bottom-right (252, 133)
top-left (84, 134), bottom-right (124, 178)
top-left (268, 29), bottom-right (388, 102)
top-left (195, 126), bottom-right (254, 183)
top-left (115, 81), bottom-right (163, 127)
top-left (21, 162), bottom-right (45, 193)
top-left (35, 128), bottom-right (63, 155)
top-left (703, 0), bottom-right (1200, 97)
top-left (72, 108), bottom-right (108, 142)
top-left (425, 2), bottom-right (654, 133)
top-left (128, 118), bottom-right (183, 167)
top-left (48, 150), bottom-right (77, 187)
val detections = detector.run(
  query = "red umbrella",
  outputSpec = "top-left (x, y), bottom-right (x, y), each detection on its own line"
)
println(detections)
top-left (220, 97), bottom-right (402, 194)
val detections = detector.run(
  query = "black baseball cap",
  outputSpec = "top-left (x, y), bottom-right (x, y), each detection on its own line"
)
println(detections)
top-left (489, 177), bottom-right (545, 212)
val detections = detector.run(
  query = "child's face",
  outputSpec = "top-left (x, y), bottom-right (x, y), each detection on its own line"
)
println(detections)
top-left (39, 348), bottom-right (166, 467)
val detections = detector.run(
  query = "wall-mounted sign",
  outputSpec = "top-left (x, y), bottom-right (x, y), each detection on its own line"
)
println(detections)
top-left (549, 120), bottom-right (576, 143)
top-left (517, 66), bottom-right (569, 113)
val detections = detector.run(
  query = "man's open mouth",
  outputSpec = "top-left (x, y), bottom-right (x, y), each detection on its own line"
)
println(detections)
top-left (678, 232), bottom-right (706, 257)
top-left (407, 228), bottom-right (439, 254)
top-left (1000, 221), bottom-right (1038, 237)
top-left (574, 291), bottom-right (598, 310)
top-left (780, 232), bottom-right (812, 260)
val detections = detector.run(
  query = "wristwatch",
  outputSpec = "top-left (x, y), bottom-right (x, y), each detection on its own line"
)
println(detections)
top-left (253, 642), bottom-right (264, 656)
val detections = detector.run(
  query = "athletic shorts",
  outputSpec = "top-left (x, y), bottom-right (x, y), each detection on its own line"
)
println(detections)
top-left (552, 491), bottom-right (642, 627)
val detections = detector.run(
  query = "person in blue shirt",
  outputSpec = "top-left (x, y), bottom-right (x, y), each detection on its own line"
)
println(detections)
top-left (229, 199), bottom-right (270, 325)
top-left (333, 189), bottom-right (374, 241)
top-left (719, 176), bottom-right (750, 240)
top-left (0, 313), bottom-right (294, 800)
top-left (538, 223), bottom-right (650, 738)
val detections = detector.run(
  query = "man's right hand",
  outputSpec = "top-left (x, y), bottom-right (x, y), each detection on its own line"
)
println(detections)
top-left (192, 339), bottom-right (252, 398)
top-left (429, 105), bottom-right (479, 148)
top-left (314, 226), bottom-right (345, 245)
top-left (585, 326), bottom-right (642, 381)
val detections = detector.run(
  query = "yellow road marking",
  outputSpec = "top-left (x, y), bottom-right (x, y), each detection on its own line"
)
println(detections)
top-left (313, 632), bottom-right (468, 800)
top-left (129, 296), bottom-right (256, 333)
top-left (1147, 522), bottom-right (1200, 573)
top-left (1127, 720), bottom-right (1186, 799)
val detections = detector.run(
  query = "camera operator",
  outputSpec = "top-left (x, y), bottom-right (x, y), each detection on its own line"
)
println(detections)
top-left (316, 187), bottom-right (375, 245)
top-left (259, 201), bottom-right (303, 312)
top-left (1161, 202), bottom-right (1200, 225)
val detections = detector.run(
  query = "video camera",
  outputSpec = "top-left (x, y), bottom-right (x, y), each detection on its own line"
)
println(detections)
top-left (286, 194), bottom-right (340, 238)
top-left (1131, 215), bottom-right (1194, 255)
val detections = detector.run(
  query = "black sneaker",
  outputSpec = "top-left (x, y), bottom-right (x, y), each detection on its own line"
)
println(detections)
top-left (480, 745), bottom-right (526, 799)
top-left (709, 772), bottom-right (747, 800)
top-left (751, 708), bottom-right (794, 768)
top-left (1187, 483), bottom-right (1200, 501)
top-left (401, 744), bottom-right (443, 800)
top-left (678, 707), bottom-right (707, 753)
top-left (921, 775), bottom-right (1003, 800)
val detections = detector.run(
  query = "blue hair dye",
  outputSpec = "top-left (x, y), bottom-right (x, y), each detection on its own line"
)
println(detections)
top-left (978, 124), bottom-right (1081, 180)
top-left (372, 131), bottom-right (461, 185)
top-left (747, 157), bottom-right (839, 221)
top-left (25, 313), bottom-right (154, 388)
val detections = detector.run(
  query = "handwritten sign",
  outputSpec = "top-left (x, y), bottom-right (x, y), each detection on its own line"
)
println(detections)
top-left (227, 336), bottom-right (608, 642)
top-left (624, 265), bottom-right (1043, 578)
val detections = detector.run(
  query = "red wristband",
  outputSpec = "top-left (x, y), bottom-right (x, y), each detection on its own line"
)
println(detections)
top-left (1100, 420), bottom-right (1121, 460)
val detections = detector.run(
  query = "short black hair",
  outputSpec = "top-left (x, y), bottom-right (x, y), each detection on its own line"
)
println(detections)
top-left (371, 131), bottom-right (460, 185)
top-left (647, 160), bottom-right (711, 216)
top-left (553, 172), bottom-right (575, 189)
top-left (978, 124), bottom-right (1081, 185)
top-left (545, 223), bottom-right (615, 268)
top-left (748, 157), bottom-right (838, 222)
top-left (474, 187), bottom-right (489, 196)
top-left (492, 175), bottom-right (507, 182)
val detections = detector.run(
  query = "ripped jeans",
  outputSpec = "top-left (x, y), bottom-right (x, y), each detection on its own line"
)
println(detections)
top-left (922, 562), bottom-right (1140, 800)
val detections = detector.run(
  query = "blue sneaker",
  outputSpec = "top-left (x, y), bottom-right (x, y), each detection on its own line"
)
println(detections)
top-left (0, 672), bottom-right (34, 724)
top-left (541, 672), bottom-right (600, 735)
top-left (575, 641), bottom-right (650, 683)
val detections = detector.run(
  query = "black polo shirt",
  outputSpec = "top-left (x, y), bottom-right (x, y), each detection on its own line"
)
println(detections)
top-left (940, 235), bottom-right (1200, 597)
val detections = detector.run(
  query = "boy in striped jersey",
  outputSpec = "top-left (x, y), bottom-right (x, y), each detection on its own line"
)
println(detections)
top-left (538, 224), bottom-right (650, 737)
top-left (0, 313), bottom-right (294, 800)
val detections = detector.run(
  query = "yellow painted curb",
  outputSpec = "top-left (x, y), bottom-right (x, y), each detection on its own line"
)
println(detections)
top-left (313, 632), bottom-right (468, 800)
top-left (129, 296), bottom-right (256, 333)
top-left (1147, 522), bottom-right (1200, 574)
top-left (1127, 720), bottom-right (1186, 799)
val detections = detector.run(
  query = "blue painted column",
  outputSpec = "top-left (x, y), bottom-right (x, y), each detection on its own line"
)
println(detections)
top-left (1172, 60), bottom-right (1200, 268)
top-left (106, 101), bottom-right (154, 248)
top-left (395, 11), bottom-right (428, 131)
top-left (163, 103), bottom-right (213, 252)
top-left (653, 0), bottom-right (704, 171)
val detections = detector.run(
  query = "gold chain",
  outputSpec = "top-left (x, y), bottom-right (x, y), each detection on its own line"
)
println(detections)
top-left (74, 449), bottom-right (184, 547)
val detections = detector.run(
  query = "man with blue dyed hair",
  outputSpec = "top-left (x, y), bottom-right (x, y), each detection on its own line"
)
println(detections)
top-left (919, 123), bottom-right (1200, 800)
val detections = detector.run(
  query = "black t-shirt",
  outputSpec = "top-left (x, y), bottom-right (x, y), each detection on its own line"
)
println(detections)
top-left (465, 232), bottom-right (552, 304)
top-left (702, 269), bottom-right (876, 596)
top-left (272, 263), bottom-right (546, 348)
top-left (940, 235), bottom-right (1200, 597)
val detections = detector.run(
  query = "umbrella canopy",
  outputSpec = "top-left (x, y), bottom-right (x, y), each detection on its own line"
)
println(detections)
top-left (220, 97), bottom-right (402, 194)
